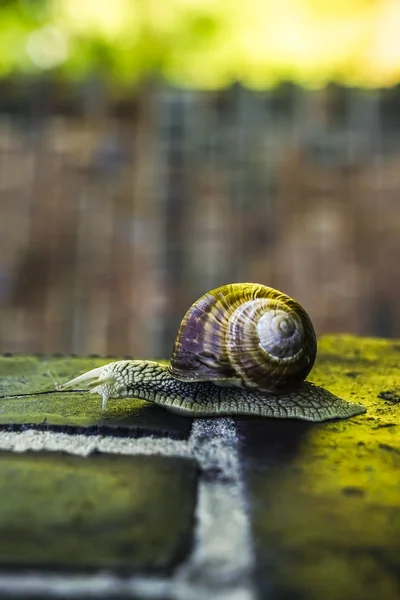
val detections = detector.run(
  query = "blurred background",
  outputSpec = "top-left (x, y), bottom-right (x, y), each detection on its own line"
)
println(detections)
top-left (0, 0), bottom-right (399, 357)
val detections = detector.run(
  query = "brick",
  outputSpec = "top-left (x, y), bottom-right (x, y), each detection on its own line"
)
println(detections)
top-left (238, 335), bottom-right (400, 600)
top-left (0, 451), bottom-right (197, 572)
top-left (0, 356), bottom-right (192, 439)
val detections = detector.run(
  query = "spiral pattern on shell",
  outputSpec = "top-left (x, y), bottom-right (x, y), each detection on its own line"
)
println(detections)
top-left (168, 283), bottom-right (317, 391)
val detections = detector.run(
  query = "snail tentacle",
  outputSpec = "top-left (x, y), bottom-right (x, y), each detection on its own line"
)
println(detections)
top-left (59, 360), bottom-right (366, 422)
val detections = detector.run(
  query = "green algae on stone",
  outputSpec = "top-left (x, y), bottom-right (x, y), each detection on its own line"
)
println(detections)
top-left (0, 356), bottom-right (192, 437)
top-left (312, 335), bottom-right (400, 434)
top-left (0, 451), bottom-right (197, 572)
top-left (244, 335), bottom-right (400, 600)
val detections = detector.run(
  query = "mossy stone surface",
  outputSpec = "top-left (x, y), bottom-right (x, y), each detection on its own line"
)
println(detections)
top-left (0, 450), bottom-right (197, 572)
top-left (0, 356), bottom-right (192, 438)
top-left (239, 335), bottom-right (400, 600)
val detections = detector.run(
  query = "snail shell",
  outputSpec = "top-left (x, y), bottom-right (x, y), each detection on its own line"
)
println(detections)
top-left (168, 282), bottom-right (317, 392)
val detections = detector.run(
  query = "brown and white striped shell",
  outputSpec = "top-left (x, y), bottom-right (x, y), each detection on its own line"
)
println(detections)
top-left (168, 283), bottom-right (317, 391)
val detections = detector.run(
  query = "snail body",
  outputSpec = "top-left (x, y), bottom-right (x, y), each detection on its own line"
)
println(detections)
top-left (60, 283), bottom-right (366, 422)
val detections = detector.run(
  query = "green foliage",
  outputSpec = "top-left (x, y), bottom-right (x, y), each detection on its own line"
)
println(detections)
top-left (0, 0), bottom-right (399, 88)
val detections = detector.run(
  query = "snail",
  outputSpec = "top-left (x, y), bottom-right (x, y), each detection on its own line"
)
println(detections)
top-left (59, 283), bottom-right (366, 422)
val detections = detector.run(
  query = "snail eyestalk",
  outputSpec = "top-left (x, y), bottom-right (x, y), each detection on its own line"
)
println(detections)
top-left (59, 365), bottom-right (116, 412)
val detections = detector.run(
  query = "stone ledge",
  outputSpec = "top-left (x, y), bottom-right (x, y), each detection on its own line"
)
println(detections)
top-left (0, 335), bottom-right (399, 600)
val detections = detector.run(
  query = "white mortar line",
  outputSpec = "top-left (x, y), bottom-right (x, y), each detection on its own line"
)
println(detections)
top-left (0, 428), bottom-right (192, 458)
top-left (0, 574), bottom-right (171, 599)
top-left (176, 418), bottom-right (256, 600)
top-left (0, 419), bottom-right (256, 600)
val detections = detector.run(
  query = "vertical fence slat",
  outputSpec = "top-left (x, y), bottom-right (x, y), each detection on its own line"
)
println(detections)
top-left (0, 83), bottom-right (399, 355)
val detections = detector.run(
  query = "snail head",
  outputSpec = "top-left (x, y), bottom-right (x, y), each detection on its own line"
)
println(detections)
top-left (58, 363), bottom-right (118, 412)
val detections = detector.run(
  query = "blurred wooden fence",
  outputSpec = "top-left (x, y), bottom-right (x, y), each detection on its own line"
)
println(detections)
top-left (0, 81), bottom-right (399, 357)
